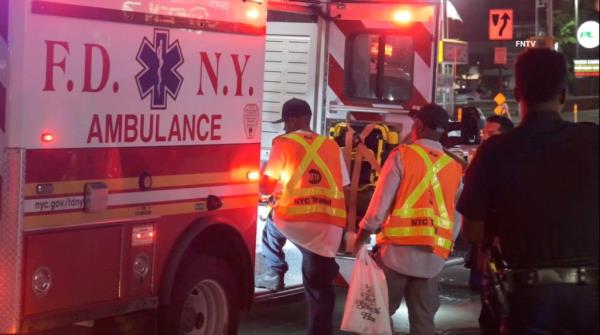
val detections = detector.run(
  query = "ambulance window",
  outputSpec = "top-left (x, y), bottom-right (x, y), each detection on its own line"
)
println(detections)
top-left (347, 34), bottom-right (414, 102)
top-left (348, 34), bottom-right (380, 100)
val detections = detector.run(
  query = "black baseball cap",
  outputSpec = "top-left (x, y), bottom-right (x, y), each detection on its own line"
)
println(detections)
top-left (409, 104), bottom-right (450, 132)
top-left (272, 98), bottom-right (312, 123)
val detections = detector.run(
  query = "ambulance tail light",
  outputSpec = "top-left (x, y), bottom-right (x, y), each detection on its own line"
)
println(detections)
top-left (247, 170), bottom-right (260, 181)
top-left (132, 226), bottom-right (154, 246)
top-left (393, 10), bottom-right (412, 24)
top-left (41, 133), bottom-right (54, 143)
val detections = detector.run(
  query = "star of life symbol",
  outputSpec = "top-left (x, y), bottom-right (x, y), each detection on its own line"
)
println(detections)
top-left (136, 29), bottom-right (184, 109)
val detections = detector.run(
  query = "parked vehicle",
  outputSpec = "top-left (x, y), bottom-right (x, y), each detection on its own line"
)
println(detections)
top-left (454, 88), bottom-right (481, 103)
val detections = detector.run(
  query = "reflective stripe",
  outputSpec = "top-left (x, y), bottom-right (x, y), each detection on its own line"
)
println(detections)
top-left (434, 236), bottom-right (453, 250)
top-left (288, 187), bottom-right (344, 199)
top-left (391, 208), bottom-right (452, 230)
top-left (283, 204), bottom-right (347, 219)
top-left (382, 226), bottom-right (453, 249)
top-left (382, 226), bottom-right (436, 236)
top-left (283, 133), bottom-right (341, 196)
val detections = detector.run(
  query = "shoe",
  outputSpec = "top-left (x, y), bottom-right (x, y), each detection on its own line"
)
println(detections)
top-left (255, 270), bottom-right (284, 291)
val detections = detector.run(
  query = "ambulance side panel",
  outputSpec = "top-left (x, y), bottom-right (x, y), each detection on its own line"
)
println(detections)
top-left (0, 1), bottom-right (26, 332)
top-left (1, 0), bottom-right (266, 332)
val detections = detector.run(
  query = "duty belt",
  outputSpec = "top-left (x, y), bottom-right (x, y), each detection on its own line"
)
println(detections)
top-left (509, 267), bottom-right (598, 287)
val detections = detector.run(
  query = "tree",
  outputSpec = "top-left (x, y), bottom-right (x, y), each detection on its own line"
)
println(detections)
top-left (554, 10), bottom-right (577, 91)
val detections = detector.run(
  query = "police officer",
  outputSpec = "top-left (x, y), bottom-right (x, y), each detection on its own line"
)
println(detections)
top-left (458, 48), bottom-right (599, 334)
top-left (355, 104), bottom-right (463, 334)
top-left (256, 98), bottom-right (349, 335)
top-left (469, 115), bottom-right (514, 335)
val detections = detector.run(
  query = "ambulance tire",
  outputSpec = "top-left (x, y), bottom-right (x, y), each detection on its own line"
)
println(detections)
top-left (162, 255), bottom-right (240, 335)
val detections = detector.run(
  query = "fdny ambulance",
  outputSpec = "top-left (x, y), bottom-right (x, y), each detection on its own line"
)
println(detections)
top-left (0, 0), bottom-right (440, 334)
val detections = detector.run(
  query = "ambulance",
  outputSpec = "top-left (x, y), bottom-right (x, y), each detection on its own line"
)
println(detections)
top-left (0, 0), bottom-right (441, 334)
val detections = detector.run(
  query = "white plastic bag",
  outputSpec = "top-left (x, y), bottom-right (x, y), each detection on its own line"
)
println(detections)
top-left (341, 245), bottom-right (392, 335)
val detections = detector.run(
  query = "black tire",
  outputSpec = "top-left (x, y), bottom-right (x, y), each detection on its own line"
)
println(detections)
top-left (161, 255), bottom-right (240, 335)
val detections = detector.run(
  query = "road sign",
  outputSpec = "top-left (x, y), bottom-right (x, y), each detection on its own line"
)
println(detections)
top-left (489, 9), bottom-right (513, 40)
top-left (494, 47), bottom-right (507, 65)
top-left (577, 21), bottom-right (600, 49)
top-left (438, 39), bottom-right (469, 64)
top-left (494, 103), bottom-right (511, 119)
top-left (494, 93), bottom-right (506, 106)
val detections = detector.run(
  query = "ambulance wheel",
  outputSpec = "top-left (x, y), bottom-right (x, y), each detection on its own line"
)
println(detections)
top-left (162, 255), bottom-right (240, 335)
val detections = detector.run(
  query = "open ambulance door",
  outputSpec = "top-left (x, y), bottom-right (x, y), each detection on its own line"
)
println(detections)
top-left (255, 1), bottom-right (327, 302)
top-left (260, 2), bottom-right (327, 162)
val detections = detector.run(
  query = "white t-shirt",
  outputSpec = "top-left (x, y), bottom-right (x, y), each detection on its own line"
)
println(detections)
top-left (266, 131), bottom-right (350, 258)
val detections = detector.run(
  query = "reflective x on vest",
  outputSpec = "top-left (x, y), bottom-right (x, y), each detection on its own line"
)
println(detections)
top-left (384, 145), bottom-right (454, 250)
top-left (284, 133), bottom-right (343, 199)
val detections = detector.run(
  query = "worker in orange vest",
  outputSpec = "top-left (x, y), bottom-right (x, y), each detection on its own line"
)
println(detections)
top-left (256, 98), bottom-right (349, 335)
top-left (354, 104), bottom-right (463, 334)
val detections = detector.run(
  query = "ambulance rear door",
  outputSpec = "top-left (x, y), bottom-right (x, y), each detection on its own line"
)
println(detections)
top-left (325, 1), bottom-right (440, 140)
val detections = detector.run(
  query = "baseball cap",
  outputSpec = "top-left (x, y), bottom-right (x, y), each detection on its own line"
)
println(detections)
top-left (409, 103), bottom-right (450, 132)
top-left (272, 98), bottom-right (312, 124)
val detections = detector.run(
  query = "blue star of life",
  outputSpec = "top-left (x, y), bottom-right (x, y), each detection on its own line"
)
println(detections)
top-left (136, 29), bottom-right (184, 109)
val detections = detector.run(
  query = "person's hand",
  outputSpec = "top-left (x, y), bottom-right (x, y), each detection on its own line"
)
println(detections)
top-left (352, 229), bottom-right (370, 255)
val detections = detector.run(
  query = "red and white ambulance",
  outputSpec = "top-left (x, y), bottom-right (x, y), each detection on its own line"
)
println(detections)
top-left (0, 0), bottom-right (441, 334)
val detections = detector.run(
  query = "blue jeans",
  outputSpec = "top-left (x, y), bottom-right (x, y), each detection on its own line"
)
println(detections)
top-left (260, 217), bottom-right (288, 275)
top-left (506, 284), bottom-right (599, 334)
top-left (261, 217), bottom-right (339, 335)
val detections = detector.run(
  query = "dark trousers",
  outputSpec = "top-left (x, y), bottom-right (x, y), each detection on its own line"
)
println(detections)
top-left (506, 284), bottom-right (599, 334)
top-left (297, 244), bottom-right (339, 335)
top-left (260, 217), bottom-right (288, 275)
top-left (374, 253), bottom-right (441, 335)
top-left (261, 217), bottom-right (339, 335)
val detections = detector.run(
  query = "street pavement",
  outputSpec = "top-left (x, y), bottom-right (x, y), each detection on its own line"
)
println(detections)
top-left (240, 265), bottom-right (482, 335)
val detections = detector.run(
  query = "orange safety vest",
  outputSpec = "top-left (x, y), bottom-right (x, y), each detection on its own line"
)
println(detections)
top-left (377, 144), bottom-right (462, 259)
top-left (271, 132), bottom-right (347, 227)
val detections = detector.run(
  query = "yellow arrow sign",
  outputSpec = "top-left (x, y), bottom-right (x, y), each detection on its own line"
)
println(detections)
top-left (494, 93), bottom-right (506, 105)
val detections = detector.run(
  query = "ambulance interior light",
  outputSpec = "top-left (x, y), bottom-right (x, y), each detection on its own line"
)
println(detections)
top-left (393, 10), bottom-right (412, 24)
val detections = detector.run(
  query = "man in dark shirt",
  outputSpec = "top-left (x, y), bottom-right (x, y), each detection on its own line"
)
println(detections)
top-left (458, 48), bottom-right (598, 334)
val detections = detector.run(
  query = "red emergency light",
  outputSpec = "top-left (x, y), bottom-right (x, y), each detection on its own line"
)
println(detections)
top-left (246, 8), bottom-right (260, 20)
top-left (41, 133), bottom-right (54, 143)
top-left (247, 170), bottom-right (260, 181)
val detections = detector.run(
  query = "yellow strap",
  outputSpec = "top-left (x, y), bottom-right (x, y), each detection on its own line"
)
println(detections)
top-left (382, 226), bottom-right (436, 236)
top-left (283, 204), bottom-right (347, 219)
top-left (287, 187), bottom-right (344, 199)
top-left (434, 236), bottom-right (453, 250)
top-left (283, 133), bottom-right (341, 198)
top-left (381, 226), bottom-right (453, 250)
